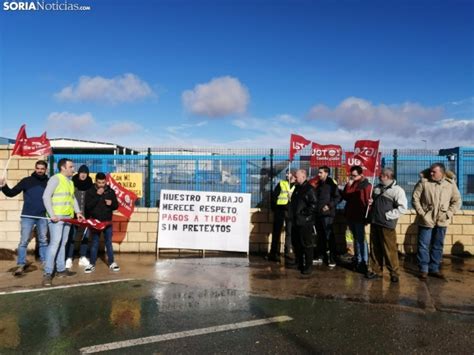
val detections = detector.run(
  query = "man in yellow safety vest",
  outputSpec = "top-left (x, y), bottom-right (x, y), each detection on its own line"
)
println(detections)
top-left (42, 158), bottom-right (84, 286)
top-left (267, 170), bottom-right (296, 262)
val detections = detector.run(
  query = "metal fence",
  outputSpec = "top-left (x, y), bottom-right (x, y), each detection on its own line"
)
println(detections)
top-left (52, 146), bottom-right (474, 209)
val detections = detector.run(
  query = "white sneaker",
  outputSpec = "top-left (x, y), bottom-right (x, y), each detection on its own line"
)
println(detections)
top-left (79, 256), bottom-right (90, 267)
top-left (84, 265), bottom-right (95, 273)
top-left (109, 262), bottom-right (120, 272)
top-left (65, 258), bottom-right (73, 269)
top-left (313, 258), bottom-right (323, 265)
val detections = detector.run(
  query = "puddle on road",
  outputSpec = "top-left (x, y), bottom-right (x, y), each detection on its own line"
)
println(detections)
top-left (0, 280), bottom-right (252, 353)
top-left (0, 278), bottom-right (472, 354)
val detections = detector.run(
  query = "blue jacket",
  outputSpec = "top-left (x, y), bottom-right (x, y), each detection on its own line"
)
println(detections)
top-left (2, 172), bottom-right (49, 217)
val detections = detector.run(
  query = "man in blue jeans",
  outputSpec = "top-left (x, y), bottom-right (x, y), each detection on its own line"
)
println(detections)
top-left (42, 158), bottom-right (84, 286)
top-left (84, 172), bottom-right (120, 273)
top-left (0, 160), bottom-right (49, 276)
top-left (412, 163), bottom-right (461, 280)
top-left (341, 166), bottom-right (372, 274)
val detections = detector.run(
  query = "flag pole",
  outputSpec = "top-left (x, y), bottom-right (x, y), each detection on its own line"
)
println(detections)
top-left (288, 135), bottom-right (292, 175)
top-left (20, 215), bottom-right (51, 220)
top-left (81, 227), bottom-right (89, 241)
top-left (364, 163), bottom-right (379, 219)
top-left (1, 155), bottom-right (13, 179)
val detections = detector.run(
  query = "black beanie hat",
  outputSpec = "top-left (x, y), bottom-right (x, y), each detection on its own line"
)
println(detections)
top-left (78, 165), bottom-right (89, 174)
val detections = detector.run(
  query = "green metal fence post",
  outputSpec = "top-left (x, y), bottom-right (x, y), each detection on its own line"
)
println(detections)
top-left (146, 147), bottom-right (151, 207)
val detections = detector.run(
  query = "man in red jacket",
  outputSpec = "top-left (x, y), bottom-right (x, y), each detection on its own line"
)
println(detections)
top-left (342, 166), bottom-right (372, 274)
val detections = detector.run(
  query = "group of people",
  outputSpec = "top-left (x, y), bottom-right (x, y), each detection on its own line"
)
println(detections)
top-left (0, 157), bottom-right (463, 286)
top-left (268, 162), bottom-right (462, 282)
top-left (268, 166), bottom-right (342, 274)
top-left (0, 158), bottom-right (120, 287)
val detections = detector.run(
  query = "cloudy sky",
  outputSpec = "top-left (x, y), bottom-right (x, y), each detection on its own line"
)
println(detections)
top-left (1, 0), bottom-right (473, 149)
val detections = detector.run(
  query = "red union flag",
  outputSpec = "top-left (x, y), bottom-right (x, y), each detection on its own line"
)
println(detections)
top-left (310, 143), bottom-right (342, 168)
top-left (12, 125), bottom-right (52, 157)
top-left (289, 134), bottom-right (311, 162)
top-left (106, 174), bottom-right (138, 218)
top-left (372, 152), bottom-right (382, 177)
top-left (353, 140), bottom-right (380, 176)
top-left (345, 151), bottom-right (382, 176)
top-left (345, 152), bottom-right (362, 175)
top-left (62, 218), bottom-right (112, 231)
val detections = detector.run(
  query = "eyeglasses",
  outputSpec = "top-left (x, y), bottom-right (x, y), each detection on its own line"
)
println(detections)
top-left (351, 174), bottom-right (359, 177)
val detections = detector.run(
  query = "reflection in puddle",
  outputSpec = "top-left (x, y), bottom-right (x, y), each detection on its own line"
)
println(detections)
top-left (110, 299), bottom-right (141, 329)
top-left (0, 314), bottom-right (20, 349)
top-left (153, 285), bottom-right (250, 313)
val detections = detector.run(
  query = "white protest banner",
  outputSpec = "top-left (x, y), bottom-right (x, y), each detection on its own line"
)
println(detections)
top-left (158, 189), bottom-right (251, 253)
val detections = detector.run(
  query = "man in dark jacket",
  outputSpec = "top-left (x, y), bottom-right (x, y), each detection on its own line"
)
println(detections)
top-left (290, 169), bottom-right (318, 275)
top-left (84, 172), bottom-right (119, 273)
top-left (367, 168), bottom-right (407, 282)
top-left (0, 160), bottom-right (49, 276)
top-left (314, 166), bottom-right (341, 268)
top-left (267, 170), bottom-right (296, 262)
top-left (65, 164), bottom-right (94, 269)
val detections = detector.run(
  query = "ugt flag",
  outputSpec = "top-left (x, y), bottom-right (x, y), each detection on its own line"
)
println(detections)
top-left (352, 140), bottom-right (381, 176)
top-left (310, 143), bottom-right (342, 168)
top-left (12, 125), bottom-right (52, 157)
top-left (106, 174), bottom-right (138, 218)
top-left (346, 151), bottom-right (381, 177)
top-left (344, 152), bottom-right (360, 175)
top-left (289, 134), bottom-right (311, 162)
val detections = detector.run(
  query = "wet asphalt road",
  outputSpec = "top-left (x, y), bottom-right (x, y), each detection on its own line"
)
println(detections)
top-left (0, 277), bottom-right (473, 354)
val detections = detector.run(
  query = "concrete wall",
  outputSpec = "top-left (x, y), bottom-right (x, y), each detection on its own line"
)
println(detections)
top-left (1, 145), bottom-right (473, 256)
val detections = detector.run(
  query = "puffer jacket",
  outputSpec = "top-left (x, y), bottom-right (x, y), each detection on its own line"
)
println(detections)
top-left (412, 170), bottom-right (461, 227)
